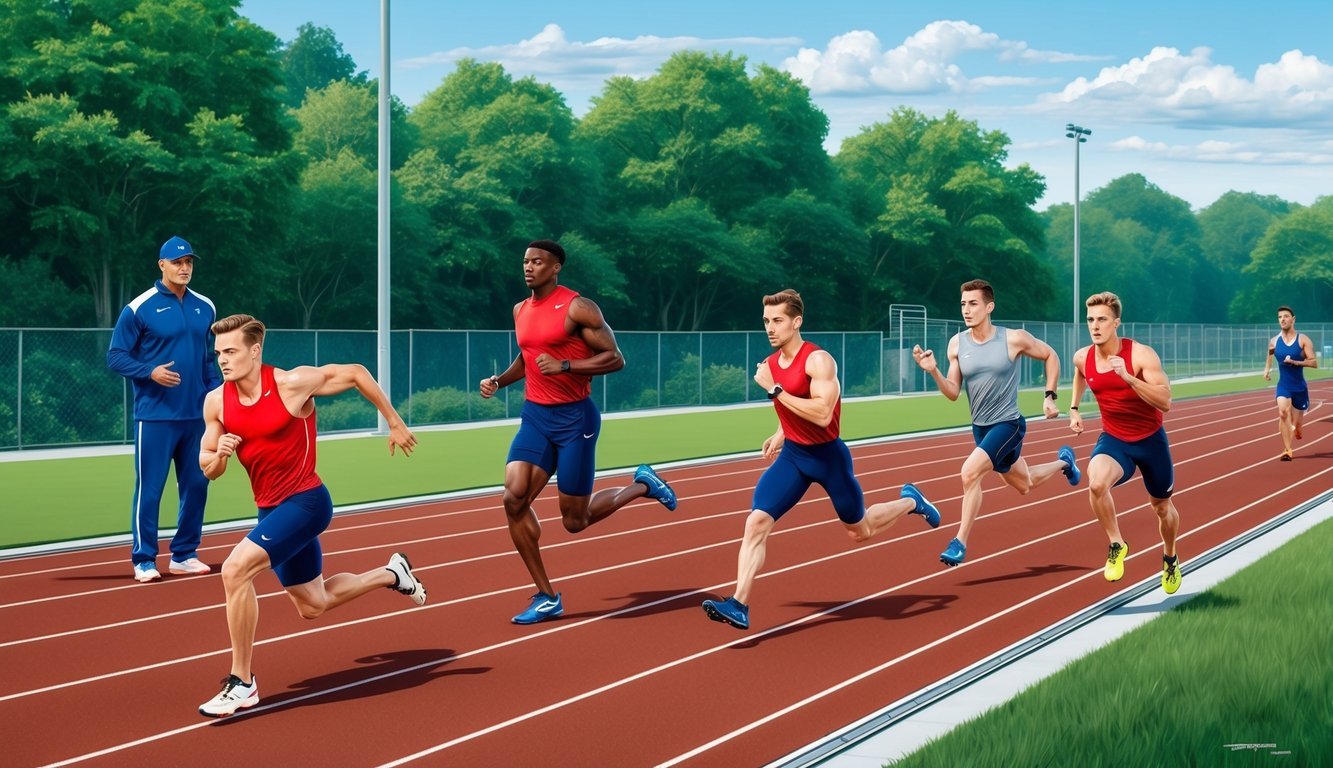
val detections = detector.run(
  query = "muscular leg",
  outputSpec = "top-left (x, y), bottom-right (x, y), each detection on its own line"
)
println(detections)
top-left (999, 455), bottom-right (1068, 495)
top-left (283, 564), bottom-right (396, 620)
top-left (1293, 403), bottom-right (1304, 440)
top-left (1150, 496), bottom-right (1180, 558)
top-left (558, 481), bottom-right (649, 533)
top-left (1276, 398), bottom-right (1293, 453)
top-left (503, 461), bottom-right (555, 595)
top-left (1086, 454), bottom-right (1127, 545)
top-left (219, 539), bottom-right (271, 682)
top-left (957, 448), bottom-right (993, 546)
top-left (846, 498), bottom-right (918, 543)
top-left (734, 511), bottom-right (776, 604)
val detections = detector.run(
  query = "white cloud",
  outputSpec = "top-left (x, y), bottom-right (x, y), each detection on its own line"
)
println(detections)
top-left (1110, 134), bottom-right (1333, 165)
top-left (781, 20), bottom-right (1104, 95)
top-left (1043, 47), bottom-right (1333, 127)
top-left (400, 23), bottom-right (801, 80)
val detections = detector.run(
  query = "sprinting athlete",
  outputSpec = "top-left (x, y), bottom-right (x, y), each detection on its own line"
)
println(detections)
top-left (1263, 305), bottom-right (1318, 461)
top-left (196, 314), bottom-right (427, 717)
top-left (1070, 291), bottom-right (1182, 594)
top-left (701, 289), bottom-right (940, 630)
top-left (481, 240), bottom-right (676, 625)
top-left (912, 279), bottom-right (1079, 567)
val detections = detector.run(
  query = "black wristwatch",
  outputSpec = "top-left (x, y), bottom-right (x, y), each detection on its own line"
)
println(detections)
top-left (1069, 404), bottom-right (1079, 411)
top-left (767, 384), bottom-right (783, 400)
top-left (560, 359), bottom-right (571, 373)
top-left (1044, 390), bottom-right (1057, 400)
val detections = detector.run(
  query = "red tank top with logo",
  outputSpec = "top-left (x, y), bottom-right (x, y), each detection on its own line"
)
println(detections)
top-left (769, 341), bottom-right (841, 445)
top-left (222, 365), bottom-right (322, 507)
top-left (515, 285), bottom-right (594, 404)
top-left (1083, 338), bottom-right (1163, 442)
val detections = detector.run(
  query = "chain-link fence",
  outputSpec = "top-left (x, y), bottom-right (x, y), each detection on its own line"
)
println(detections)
top-left (3, 322), bottom-right (1328, 449)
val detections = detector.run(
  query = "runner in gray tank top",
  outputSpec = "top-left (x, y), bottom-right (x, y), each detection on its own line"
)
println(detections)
top-left (913, 279), bottom-right (1082, 566)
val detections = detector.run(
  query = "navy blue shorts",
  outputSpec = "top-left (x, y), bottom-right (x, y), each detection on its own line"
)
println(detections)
top-left (1276, 387), bottom-right (1309, 411)
top-left (1092, 427), bottom-right (1175, 499)
top-left (247, 484), bottom-right (333, 587)
top-left (753, 438), bottom-right (865, 524)
top-left (972, 417), bottom-right (1026, 474)
top-left (507, 399), bottom-right (601, 496)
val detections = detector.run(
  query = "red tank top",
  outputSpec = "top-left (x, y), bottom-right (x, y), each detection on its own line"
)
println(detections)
top-left (222, 365), bottom-right (322, 507)
top-left (1083, 338), bottom-right (1163, 442)
top-left (515, 285), bottom-right (594, 405)
top-left (769, 341), bottom-right (841, 445)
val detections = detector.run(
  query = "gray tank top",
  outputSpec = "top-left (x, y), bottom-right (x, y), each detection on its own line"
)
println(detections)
top-left (957, 327), bottom-right (1021, 426)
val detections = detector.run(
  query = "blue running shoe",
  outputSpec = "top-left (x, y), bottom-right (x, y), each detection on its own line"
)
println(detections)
top-left (940, 537), bottom-right (967, 567)
top-left (634, 464), bottom-right (677, 511)
top-left (1058, 445), bottom-right (1081, 486)
top-left (702, 596), bottom-right (749, 630)
top-left (512, 592), bottom-right (563, 624)
top-left (901, 483), bottom-right (940, 528)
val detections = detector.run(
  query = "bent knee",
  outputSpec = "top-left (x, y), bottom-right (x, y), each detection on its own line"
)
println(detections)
top-left (296, 604), bottom-right (325, 620)
top-left (561, 516), bottom-right (589, 534)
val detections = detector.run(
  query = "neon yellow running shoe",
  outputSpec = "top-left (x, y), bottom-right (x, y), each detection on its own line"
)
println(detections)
top-left (1104, 541), bottom-right (1128, 582)
top-left (1162, 557), bottom-right (1181, 594)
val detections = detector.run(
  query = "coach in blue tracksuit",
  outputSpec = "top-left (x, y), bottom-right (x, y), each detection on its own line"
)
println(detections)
top-left (107, 236), bottom-right (221, 582)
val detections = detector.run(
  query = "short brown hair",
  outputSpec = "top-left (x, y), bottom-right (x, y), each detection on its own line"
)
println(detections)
top-left (1277, 305), bottom-right (1294, 316)
top-left (212, 314), bottom-right (266, 348)
top-left (763, 289), bottom-right (804, 319)
top-left (960, 279), bottom-right (994, 304)
top-left (1085, 291), bottom-right (1122, 319)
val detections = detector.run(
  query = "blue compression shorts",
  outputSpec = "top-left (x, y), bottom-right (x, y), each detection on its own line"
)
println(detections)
top-left (972, 417), bottom-right (1026, 474)
top-left (1275, 387), bottom-right (1309, 411)
top-left (752, 438), bottom-right (865, 524)
top-left (1091, 427), bottom-right (1175, 499)
top-left (507, 398), bottom-right (601, 496)
top-left (247, 483), bottom-right (334, 587)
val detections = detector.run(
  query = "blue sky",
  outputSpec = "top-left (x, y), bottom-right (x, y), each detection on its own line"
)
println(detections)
top-left (239, 0), bottom-right (1333, 210)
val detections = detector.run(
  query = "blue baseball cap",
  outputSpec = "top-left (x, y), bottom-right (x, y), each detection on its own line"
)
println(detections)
top-left (159, 236), bottom-right (195, 261)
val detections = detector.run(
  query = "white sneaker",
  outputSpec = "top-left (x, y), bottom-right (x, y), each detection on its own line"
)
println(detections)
top-left (198, 675), bottom-right (259, 718)
top-left (133, 563), bottom-right (161, 583)
top-left (385, 552), bottom-right (427, 606)
top-left (169, 558), bottom-right (212, 575)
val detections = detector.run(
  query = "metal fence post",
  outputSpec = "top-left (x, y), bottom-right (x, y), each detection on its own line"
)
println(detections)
top-left (16, 329), bottom-right (22, 449)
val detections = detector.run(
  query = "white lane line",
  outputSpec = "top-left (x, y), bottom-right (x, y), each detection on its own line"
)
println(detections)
top-left (35, 430), bottom-right (1328, 766)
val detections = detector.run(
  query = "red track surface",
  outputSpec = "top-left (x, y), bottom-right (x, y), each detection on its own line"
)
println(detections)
top-left (2, 386), bottom-right (1330, 767)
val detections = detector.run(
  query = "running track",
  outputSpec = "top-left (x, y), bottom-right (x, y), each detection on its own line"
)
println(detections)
top-left (2, 385), bottom-right (1330, 767)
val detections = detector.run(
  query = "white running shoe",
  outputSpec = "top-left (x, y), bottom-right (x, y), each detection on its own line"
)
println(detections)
top-left (168, 558), bottom-right (212, 575)
top-left (133, 563), bottom-right (161, 583)
top-left (385, 552), bottom-right (427, 606)
top-left (198, 675), bottom-right (258, 718)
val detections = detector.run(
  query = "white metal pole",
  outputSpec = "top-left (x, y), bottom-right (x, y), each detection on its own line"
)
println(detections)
top-left (376, 0), bottom-right (392, 433)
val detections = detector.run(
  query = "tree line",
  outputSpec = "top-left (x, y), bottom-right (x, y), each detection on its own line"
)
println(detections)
top-left (2, 0), bottom-right (1329, 333)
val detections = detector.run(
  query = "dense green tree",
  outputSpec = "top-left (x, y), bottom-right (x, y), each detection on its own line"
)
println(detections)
top-left (0, 0), bottom-right (298, 326)
top-left (835, 109), bottom-right (1050, 327)
top-left (279, 22), bottom-right (366, 108)
top-left (578, 52), bottom-right (834, 329)
top-left (1197, 191), bottom-right (1294, 321)
top-left (1235, 196), bottom-right (1333, 322)
top-left (1081, 174), bottom-right (1207, 322)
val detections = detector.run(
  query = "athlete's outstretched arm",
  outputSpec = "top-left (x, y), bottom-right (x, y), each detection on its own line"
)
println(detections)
top-left (1069, 348), bottom-right (1088, 435)
top-left (1120, 344), bottom-right (1172, 413)
top-left (283, 364), bottom-right (418, 455)
top-left (1296, 335), bottom-right (1319, 368)
top-left (551, 296), bottom-right (624, 376)
top-left (198, 388), bottom-right (236, 480)
top-left (772, 350), bottom-right (840, 428)
top-left (913, 335), bottom-right (962, 400)
top-left (1014, 329), bottom-right (1060, 418)
top-left (1263, 337), bottom-right (1277, 380)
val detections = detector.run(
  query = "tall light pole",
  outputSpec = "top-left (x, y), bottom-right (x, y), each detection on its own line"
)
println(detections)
top-left (1065, 124), bottom-right (1091, 329)
top-left (376, 0), bottom-right (391, 434)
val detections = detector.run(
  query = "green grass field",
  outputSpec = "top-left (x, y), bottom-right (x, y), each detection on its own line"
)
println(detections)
top-left (890, 517), bottom-right (1333, 767)
top-left (0, 373), bottom-right (1318, 548)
